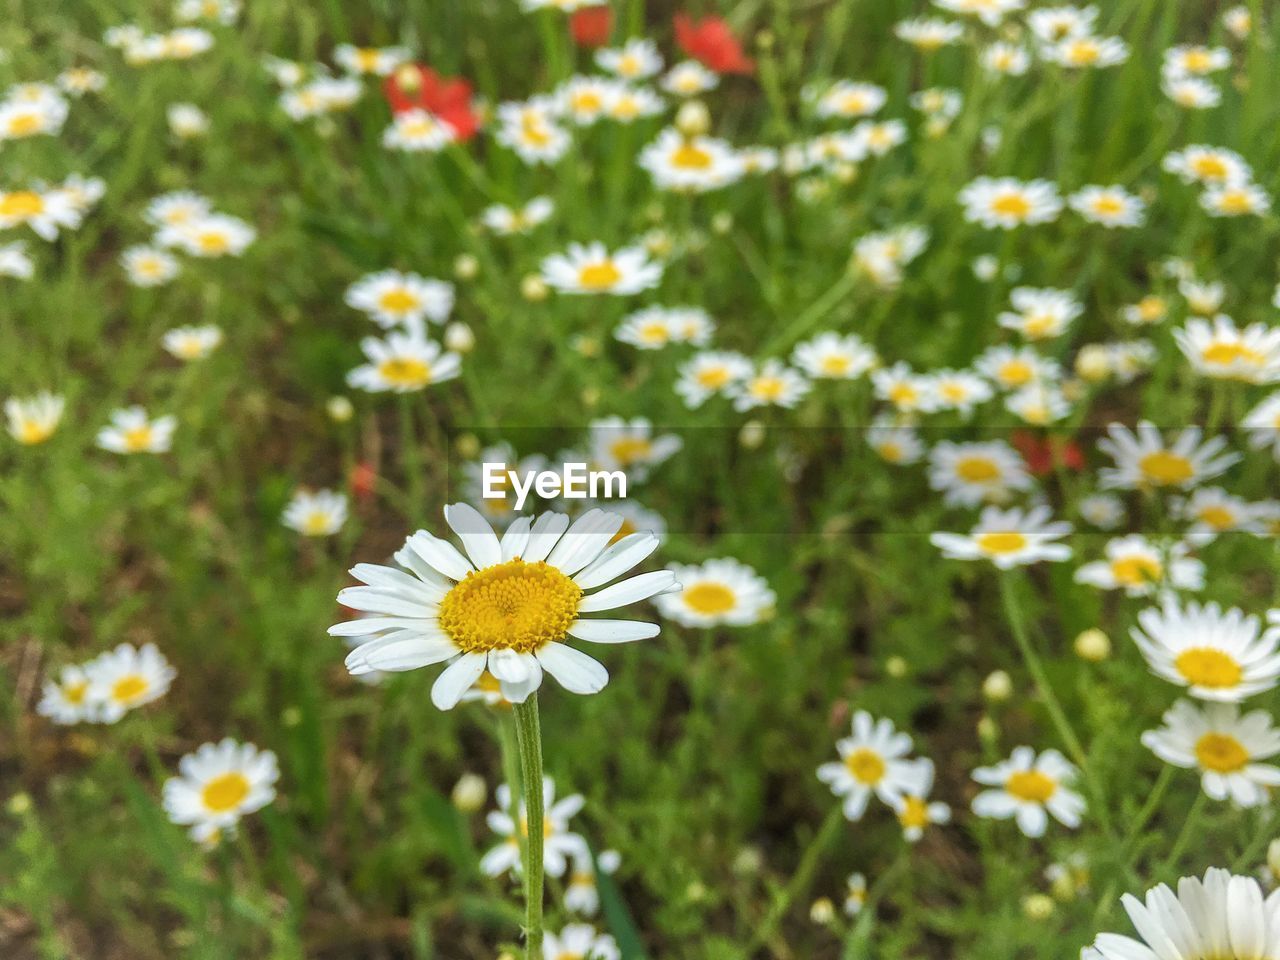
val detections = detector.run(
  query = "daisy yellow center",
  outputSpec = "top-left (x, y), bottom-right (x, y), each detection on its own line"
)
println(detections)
top-left (878, 441), bottom-right (904, 462)
top-left (1138, 450), bottom-right (1193, 485)
top-left (1091, 195), bottom-right (1124, 216)
top-left (571, 91), bottom-right (603, 112)
top-left (1023, 313), bottom-right (1056, 337)
top-left (0, 191), bottom-right (44, 218)
top-left (696, 367), bottom-right (731, 389)
top-left (522, 122), bottom-right (552, 147)
top-left (1216, 190), bottom-right (1254, 214)
top-left (1191, 156), bottom-right (1227, 180)
top-left (1066, 40), bottom-right (1099, 64)
top-left (354, 48), bottom-right (382, 71)
top-left (1182, 50), bottom-right (1211, 73)
top-left (1174, 647), bottom-right (1243, 689)
top-left (821, 355), bottom-right (852, 375)
top-left (1111, 555), bottom-right (1161, 587)
top-left (1137, 296), bottom-right (1165, 321)
top-left (839, 93), bottom-right (868, 113)
top-left (670, 143), bottom-right (713, 170)
top-left (578, 260), bottom-right (621, 290)
top-left (750, 377), bottom-right (786, 400)
top-left (1005, 769), bottom-right (1056, 803)
top-left (18, 419), bottom-right (54, 444)
top-left (955, 456), bottom-right (1000, 483)
top-left (1199, 505), bottom-right (1236, 529)
top-left (1202, 342), bottom-right (1262, 366)
top-left (999, 360), bottom-right (1033, 385)
top-left (303, 511), bottom-right (333, 534)
top-left (845, 748), bottom-right (886, 785)
top-left (609, 436), bottom-right (652, 465)
top-left (889, 383), bottom-right (918, 406)
top-left (197, 231), bottom-right (229, 253)
top-left (681, 582), bottom-right (736, 615)
top-left (403, 117), bottom-right (439, 137)
top-left (8, 112), bottom-right (42, 136)
top-left (898, 795), bottom-right (929, 830)
top-left (200, 771), bottom-right (251, 813)
top-left (1194, 732), bottom-right (1248, 773)
top-left (378, 357), bottom-right (430, 387)
top-left (975, 531), bottom-right (1027, 555)
top-left (618, 55), bottom-right (640, 75)
top-left (639, 322), bottom-right (669, 344)
top-left (991, 192), bottom-right (1031, 218)
top-left (437, 558), bottom-right (582, 654)
top-left (123, 426), bottom-right (154, 451)
top-left (378, 289), bottom-right (419, 313)
top-left (111, 674), bottom-right (149, 704)
top-left (64, 680), bottom-right (89, 704)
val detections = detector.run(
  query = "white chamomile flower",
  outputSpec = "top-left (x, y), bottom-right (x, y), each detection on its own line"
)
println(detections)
top-left (1142, 700), bottom-right (1280, 807)
top-left (1068, 185), bottom-right (1145, 227)
top-left (96, 406), bottom-right (177, 454)
top-left (332, 504), bottom-right (678, 708)
top-left (812, 80), bottom-right (887, 119)
top-left (588, 417), bottom-right (682, 479)
top-left (481, 777), bottom-right (590, 878)
top-left (85, 642), bottom-right (176, 723)
top-left (872, 362), bottom-right (937, 414)
top-left (1045, 35), bottom-right (1129, 69)
top-left (344, 270), bottom-right (455, 329)
top-left (971, 746), bottom-right (1084, 837)
top-left (854, 119), bottom-right (907, 156)
top-left (1078, 493), bottom-right (1125, 530)
top-left (982, 42), bottom-right (1030, 76)
top-left (144, 191), bottom-right (213, 228)
top-left (346, 333), bottom-right (461, 393)
top-left (817, 712), bottom-right (928, 821)
top-left (481, 196), bottom-right (554, 236)
top-left (541, 925), bottom-right (619, 960)
top-left (1162, 145), bottom-right (1252, 188)
top-left (541, 242), bottom-right (663, 296)
top-left (929, 369), bottom-right (995, 415)
top-left (616, 306), bottom-right (713, 350)
top-left (792, 332), bottom-right (877, 380)
top-left (894, 18), bottom-right (964, 51)
top-left (595, 39), bottom-right (663, 80)
top-left (333, 44), bottom-right (410, 76)
top-left (37, 665), bottom-right (97, 725)
top-left (162, 739), bottom-right (279, 838)
top-left (1243, 392), bottom-right (1280, 460)
top-left (1175, 316), bottom-right (1280, 384)
top-left (1223, 6), bottom-right (1252, 39)
top-left (933, 0), bottom-right (1024, 27)
top-left (0, 240), bottom-right (34, 279)
top-left (998, 287), bottom-right (1083, 340)
top-left (495, 99), bottom-right (571, 165)
top-left (1164, 45), bottom-right (1230, 79)
top-left (57, 67), bottom-right (107, 96)
top-left (604, 84), bottom-right (664, 123)
top-left (638, 129), bottom-right (745, 193)
top-left (675, 351), bottom-right (752, 408)
top-left (1201, 182), bottom-right (1271, 218)
top-left (1179, 279), bottom-right (1225, 315)
top-left (565, 849), bottom-right (621, 917)
top-left (930, 505), bottom-right (1073, 568)
top-left (656, 558), bottom-right (774, 628)
top-left (0, 186), bottom-right (82, 240)
top-left (122, 245), bottom-right (180, 286)
top-left (891, 757), bottom-right (951, 842)
top-left (959, 177), bottom-right (1063, 229)
top-left (1121, 295), bottom-right (1168, 326)
top-left (1006, 382), bottom-right (1071, 424)
top-left (1176, 486), bottom-right (1261, 541)
top-left (0, 93), bottom-right (69, 140)
top-left (282, 489), bottom-right (349, 537)
top-left (928, 441), bottom-right (1034, 507)
top-left (1163, 75), bottom-right (1222, 110)
top-left (1027, 6), bottom-right (1098, 44)
top-left (1074, 535), bottom-right (1204, 596)
top-left (867, 417), bottom-right (924, 465)
top-left (162, 324), bottom-right (223, 361)
top-left (661, 60), bottom-right (718, 97)
top-left (159, 213), bottom-right (256, 257)
top-left (167, 102), bottom-right (209, 138)
top-left (844, 873), bottom-right (868, 916)
top-left (6, 392), bottom-right (65, 445)
top-left (727, 360), bottom-right (811, 411)
top-left (1098, 422), bottom-right (1239, 490)
top-left (382, 109), bottom-right (457, 152)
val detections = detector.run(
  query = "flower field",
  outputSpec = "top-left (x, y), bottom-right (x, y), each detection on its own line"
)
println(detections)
top-left (4, 1), bottom-right (1280, 958)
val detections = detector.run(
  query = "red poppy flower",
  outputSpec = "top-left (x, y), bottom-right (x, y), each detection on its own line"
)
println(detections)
top-left (570, 5), bottom-right (612, 47)
top-left (673, 13), bottom-right (755, 75)
top-left (1011, 431), bottom-right (1085, 476)
top-left (350, 461), bottom-right (378, 502)
top-left (383, 64), bottom-right (479, 141)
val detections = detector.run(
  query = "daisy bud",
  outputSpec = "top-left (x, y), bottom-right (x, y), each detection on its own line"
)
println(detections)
top-left (644, 230), bottom-right (672, 256)
top-left (282, 706), bottom-right (302, 727)
top-left (571, 335), bottom-right (601, 358)
top-left (755, 29), bottom-right (775, 51)
top-left (925, 117), bottom-right (949, 138)
top-left (520, 274), bottom-right (548, 302)
top-left (980, 126), bottom-right (1002, 154)
top-left (733, 846), bottom-right (764, 875)
top-left (6, 792), bottom-right (32, 816)
top-left (976, 714), bottom-right (998, 743)
top-left (982, 669), bottom-right (1013, 702)
top-left (739, 420), bottom-right (766, 449)
top-left (1022, 894), bottom-right (1054, 920)
top-left (885, 655), bottom-right (908, 678)
top-left (444, 321), bottom-right (475, 353)
top-left (454, 432), bottom-right (480, 460)
top-left (972, 255), bottom-right (999, 281)
top-left (326, 396), bottom-right (354, 423)
top-left (1074, 344), bottom-right (1112, 382)
top-left (833, 162), bottom-right (859, 184)
top-left (686, 881), bottom-right (707, 902)
top-left (393, 63), bottom-right (422, 92)
top-left (1048, 868), bottom-right (1076, 901)
top-left (582, 387), bottom-right (600, 408)
top-left (453, 254), bottom-right (479, 280)
top-left (451, 772), bottom-right (487, 813)
top-left (315, 116), bottom-right (336, 139)
top-left (675, 99), bottom-right (710, 137)
top-left (1074, 628), bottom-right (1111, 662)
top-left (810, 897), bottom-right (836, 925)
top-left (711, 211), bottom-right (733, 234)
top-left (1267, 839), bottom-right (1280, 879)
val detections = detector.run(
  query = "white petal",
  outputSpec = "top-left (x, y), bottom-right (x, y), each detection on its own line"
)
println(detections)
top-left (546, 510), bottom-right (623, 576)
top-left (500, 516), bottom-right (533, 561)
top-left (407, 530), bottom-right (474, 582)
top-left (444, 503), bottom-right (503, 569)
top-left (430, 653), bottom-right (487, 710)
top-left (573, 532), bottom-right (660, 589)
top-left (578, 570), bottom-right (678, 612)
top-left (536, 643), bottom-right (609, 694)
top-left (567, 618), bottom-right (660, 643)
top-left (522, 512), bottom-right (571, 562)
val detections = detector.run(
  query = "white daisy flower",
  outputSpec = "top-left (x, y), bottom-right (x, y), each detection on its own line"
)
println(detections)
top-left (1163, 76), bottom-right (1222, 110)
top-left (816, 711), bottom-right (927, 821)
top-left (727, 360), bottom-right (811, 411)
top-left (872, 362), bottom-right (938, 414)
top-left (57, 67), bottom-right (107, 96)
top-left (162, 324), bottom-right (223, 361)
top-left (959, 177), bottom-right (1063, 229)
top-left (0, 94), bottom-right (69, 141)
top-left (96, 406), bottom-right (177, 454)
top-left (974, 346), bottom-right (1060, 392)
top-left (162, 739), bottom-right (279, 838)
top-left (1068, 185), bottom-right (1146, 227)
top-left (844, 873), bottom-right (869, 916)
top-left (867, 417), bottom-right (924, 465)
top-left (144, 191), bottom-right (213, 228)
top-left (616, 306), bottom-right (713, 350)
top-left (660, 60), bottom-right (718, 97)
top-left (971, 746), bottom-right (1084, 837)
top-left (1006, 382), bottom-right (1071, 425)
top-left (588, 417), bottom-right (682, 479)
top-left (564, 849), bottom-right (621, 917)
top-left (1164, 44), bottom-right (1231, 78)
top-left (603, 83), bottom-right (664, 123)
top-left (540, 242), bottom-right (663, 296)
top-left (1243, 392), bottom-right (1280, 460)
top-left (167, 102), bottom-right (209, 138)
top-left (84, 642), bottom-right (176, 723)
top-left (675, 351), bottom-right (753, 408)
top-left (812, 80), bottom-right (887, 119)
top-left (595, 38), bottom-right (663, 80)
top-left (930, 505), bottom-right (1073, 568)
top-left (656, 558), bottom-right (774, 628)
top-left (998, 287), bottom-right (1083, 340)
top-left (1075, 535), bottom-right (1204, 597)
top-left (928, 369), bottom-right (995, 414)
top-left (6, 391), bottom-right (65, 445)
top-left (928, 441), bottom-right (1034, 507)
top-left (481, 777), bottom-right (590, 878)
top-left (282, 489), bottom-right (349, 537)
top-left (159, 213), bottom-right (256, 257)
top-left (541, 924), bottom-right (619, 960)
top-left (933, 0), bottom-right (1024, 27)
top-left (346, 333), bottom-right (461, 393)
top-left (982, 42), bottom-right (1030, 76)
top-left (1078, 493), bottom-right (1125, 530)
top-left (0, 186), bottom-right (82, 240)
top-left (638, 129), bottom-right (745, 193)
top-left (890, 758), bottom-right (952, 842)
top-left (1045, 35), bottom-right (1129, 68)
top-left (0, 240), bottom-right (34, 279)
top-left (481, 196), bottom-right (554, 236)
top-left (382, 109), bottom-right (457, 152)
top-left (332, 504), bottom-right (678, 708)
top-left (495, 99), bottom-right (571, 165)
top-left (122, 245), bottom-right (180, 287)
top-left (1143, 700), bottom-right (1280, 807)
top-left (1027, 6), bottom-right (1098, 44)
top-left (1201, 182), bottom-right (1271, 218)
top-left (333, 44), bottom-right (410, 76)
top-left (1097, 421), bottom-right (1240, 490)
top-left (1120, 295), bottom-right (1168, 326)
top-left (37, 665), bottom-right (98, 725)
top-left (792, 332), bottom-right (877, 380)
top-left (1162, 145), bottom-right (1252, 187)
top-left (1176, 486), bottom-right (1262, 541)
top-left (853, 119), bottom-right (907, 156)
top-left (893, 18), bottom-right (965, 51)
top-left (344, 270), bottom-right (455, 329)
top-left (1223, 6), bottom-right (1252, 39)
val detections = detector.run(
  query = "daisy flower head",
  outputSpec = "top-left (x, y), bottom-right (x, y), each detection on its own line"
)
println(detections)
top-left (933, 0), bottom-right (1025, 27)
top-left (541, 241), bottom-right (663, 296)
top-left (596, 38), bottom-right (663, 80)
top-left (162, 739), bottom-right (279, 840)
top-left (122, 245), bottom-right (180, 287)
top-left (1068, 185), bottom-right (1146, 228)
top-left (96, 406), bottom-right (176, 454)
top-left (57, 67), bottom-right (107, 96)
top-left (37, 665), bottom-right (97, 725)
top-left (1089, 868), bottom-right (1280, 960)
top-left (894, 18), bottom-right (965, 51)
top-left (6, 392), bottom-right (65, 445)
top-left (565, 849), bottom-right (621, 917)
top-left (557, 75), bottom-right (615, 125)
top-left (167, 102), bottom-right (209, 139)
top-left (1097, 422), bottom-right (1239, 491)
top-left (811, 80), bottom-right (887, 119)
top-left (817, 712), bottom-right (927, 821)
top-left (1132, 598), bottom-right (1279, 702)
top-left (495, 99), bottom-right (571, 165)
top-left (982, 42), bottom-right (1030, 76)
top-left (346, 332), bottom-right (461, 393)
top-left (792, 332), bottom-right (877, 381)
top-left (1079, 493), bottom-right (1126, 529)
top-left (867, 416), bottom-right (924, 465)
top-left (162, 324), bottom-right (223, 361)
top-left (0, 185), bottom-right (82, 240)
top-left (845, 872), bottom-right (869, 916)
top-left (1075, 535), bottom-right (1204, 597)
top-left (1224, 6), bottom-right (1252, 39)
top-left (541, 925), bottom-right (619, 960)
top-left (971, 746), bottom-right (1084, 837)
top-left (1176, 486), bottom-right (1261, 541)
top-left (1142, 699), bottom-right (1280, 807)
top-left (660, 60), bottom-right (718, 97)
top-left (959, 177), bottom-right (1063, 229)
top-left (998, 287), bottom-right (1082, 340)
top-left (727, 360), bottom-right (811, 411)
top-left (1121, 294), bottom-right (1168, 326)
top-left (638, 128), bottom-right (745, 193)
top-left (852, 225), bottom-right (930, 288)
top-left (930, 505), bottom-right (1073, 568)
top-left (0, 91), bottom-right (69, 141)
top-left (1026, 5), bottom-right (1099, 44)
top-left (603, 83), bottom-right (664, 123)
top-left (332, 504), bottom-right (678, 708)
top-left (1163, 75), bottom-right (1222, 110)
top-left (481, 777), bottom-right (589, 878)
top-left (345, 270), bottom-right (455, 329)
top-left (656, 558), bottom-right (774, 628)
top-left (282, 488), bottom-right (348, 537)
top-left (872, 362), bottom-right (938, 414)
top-left (1201, 182), bottom-right (1271, 218)
top-left (1179, 279), bottom-right (1226, 316)
top-left (382, 108), bottom-right (457, 152)
top-left (928, 369), bottom-right (995, 415)
top-left (333, 44), bottom-right (410, 76)
top-left (891, 757), bottom-right (952, 842)
top-left (1045, 34), bottom-right (1129, 69)
top-left (481, 196), bottom-right (554, 236)
top-left (854, 119), bottom-right (908, 157)
top-left (616, 306), bottom-right (714, 350)
top-left (175, 0), bottom-right (241, 23)
top-left (1162, 145), bottom-right (1252, 188)
top-left (1243, 392), bottom-right (1280, 459)
top-left (84, 642), bottom-right (176, 723)
top-left (910, 87), bottom-right (963, 120)
top-left (1163, 44), bottom-right (1230, 79)
top-left (160, 213), bottom-right (256, 258)
top-left (928, 440), bottom-right (1034, 507)
top-left (0, 240), bottom-right (34, 279)
top-left (675, 350), bottom-right (752, 408)
top-left (1006, 382), bottom-right (1071, 425)
top-left (1175, 316), bottom-right (1280, 384)
top-left (588, 417), bottom-right (682, 479)
top-left (144, 190), bottom-right (212, 229)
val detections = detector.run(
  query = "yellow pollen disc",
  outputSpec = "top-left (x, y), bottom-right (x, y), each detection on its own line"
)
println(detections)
top-left (1138, 450), bottom-right (1193, 485)
top-left (303, 512), bottom-right (333, 535)
top-left (609, 436), bottom-right (652, 465)
top-left (898, 795), bottom-right (929, 830)
top-left (571, 91), bottom-right (603, 112)
top-left (1175, 647), bottom-right (1243, 689)
top-left (522, 122), bottom-right (552, 147)
top-left (200, 771), bottom-right (251, 813)
top-left (1066, 41), bottom-right (1099, 64)
top-left (378, 289), bottom-right (419, 313)
top-left (975, 531), bottom-right (1027, 555)
top-left (1202, 342), bottom-right (1263, 366)
top-left (112, 674), bottom-right (149, 704)
top-left (378, 357), bottom-right (431, 387)
top-left (354, 49), bottom-right (382, 71)
top-left (1194, 732), bottom-right (1249, 773)
top-left (578, 261), bottom-right (622, 290)
top-left (681, 582), bottom-right (736, 615)
top-left (437, 559), bottom-right (582, 654)
top-left (839, 93), bottom-right (868, 113)
top-left (1111, 555), bottom-right (1161, 587)
top-left (1023, 314), bottom-right (1056, 337)
top-left (750, 377), bottom-right (785, 400)
top-left (618, 55), bottom-right (639, 75)
top-left (1004, 769), bottom-right (1056, 802)
top-left (696, 367), bottom-right (731, 388)
top-left (955, 457), bottom-right (1000, 483)
top-left (1198, 505), bottom-right (1236, 529)
top-left (64, 680), bottom-right (88, 704)
top-left (1192, 156), bottom-right (1227, 180)
top-left (845, 748), bottom-right (887, 785)
top-left (940, 383), bottom-right (967, 401)
top-left (1092, 195), bottom-right (1124, 216)
top-left (0, 191), bottom-right (45, 218)
top-left (821, 355), bottom-right (852, 375)
top-left (197, 231), bottom-right (229, 253)
top-left (8, 113), bottom-right (42, 136)
top-left (889, 383), bottom-right (917, 406)
top-left (999, 361), bottom-right (1032, 386)
top-left (123, 426), bottom-right (154, 451)
top-left (1216, 190), bottom-right (1253, 215)
top-left (991, 192), bottom-right (1031, 218)
top-left (670, 143), bottom-right (713, 170)
top-left (639, 323), bottom-right (668, 344)
top-left (1183, 50), bottom-right (1211, 72)
top-left (1137, 296), bottom-right (1165, 321)
top-left (18, 420), bottom-right (53, 444)
top-left (878, 441), bottom-right (903, 463)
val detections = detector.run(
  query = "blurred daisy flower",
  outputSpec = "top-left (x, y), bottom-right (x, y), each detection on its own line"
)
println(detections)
top-left (481, 196), bottom-right (554, 236)
top-left (928, 441), bottom-right (1034, 507)
top-left (85, 642), bottom-right (176, 722)
top-left (930, 505), bottom-right (1073, 568)
top-left (588, 416), bottom-right (682, 478)
top-left (481, 777), bottom-right (589, 878)
top-left (334, 44), bottom-right (410, 76)
top-left (163, 739), bottom-right (279, 843)
top-left (541, 924), bottom-right (619, 960)
top-left (159, 213), bottom-right (256, 257)
top-left (1068, 185), bottom-right (1145, 227)
top-left (1097, 422), bottom-right (1239, 490)
top-left (1162, 145), bottom-right (1251, 187)
top-left (96, 406), bottom-right (177, 454)
top-left (959, 177), bottom-right (1063, 229)
top-left (0, 185), bottom-right (83, 240)
top-left (727, 360), bottom-right (810, 411)
top-left (346, 332), bottom-right (461, 393)
top-left (595, 38), bottom-right (663, 80)
top-left (6, 392), bottom-right (65, 445)
top-left (162, 325), bottom-right (223, 361)
top-left (1175, 316), bottom-right (1280, 384)
top-left (345, 269), bottom-right (454, 329)
top-left (616, 305), bottom-right (714, 350)
top-left (282, 489), bottom-right (349, 537)
top-left (1142, 700), bottom-right (1280, 807)
top-left (37, 665), bottom-right (97, 725)
top-left (541, 242), bottom-right (663, 296)
top-left (971, 746), bottom-right (1084, 838)
top-left (1074, 535), bottom-right (1204, 597)
top-left (675, 351), bottom-right (752, 408)
top-left (816, 711), bottom-right (927, 821)
top-left (891, 758), bottom-right (951, 842)
top-left (122, 245), bottom-right (180, 286)
top-left (656, 558), bottom-right (774, 628)
top-left (998, 287), bottom-right (1082, 340)
top-left (792, 332), bottom-right (877, 381)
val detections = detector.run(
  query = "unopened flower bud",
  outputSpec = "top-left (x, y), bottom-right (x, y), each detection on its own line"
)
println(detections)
top-left (1074, 628), bottom-right (1111, 662)
top-left (451, 773), bottom-right (487, 813)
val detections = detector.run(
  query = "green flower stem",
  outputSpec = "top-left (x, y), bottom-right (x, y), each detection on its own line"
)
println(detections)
top-left (1161, 791), bottom-right (1208, 875)
top-left (513, 695), bottom-right (545, 960)
top-left (748, 804), bottom-right (845, 954)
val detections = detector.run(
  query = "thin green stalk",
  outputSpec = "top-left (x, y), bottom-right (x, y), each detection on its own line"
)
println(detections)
top-left (513, 696), bottom-right (546, 959)
top-left (747, 805), bottom-right (844, 954)
top-left (1161, 791), bottom-right (1208, 875)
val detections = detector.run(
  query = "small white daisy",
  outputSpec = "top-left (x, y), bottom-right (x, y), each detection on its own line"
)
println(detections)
top-left (971, 746), bottom-right (1084, 838)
